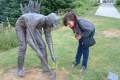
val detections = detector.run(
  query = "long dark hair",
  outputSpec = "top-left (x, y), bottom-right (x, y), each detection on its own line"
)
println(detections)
top-left (63, 10), bottom-right (77, 27)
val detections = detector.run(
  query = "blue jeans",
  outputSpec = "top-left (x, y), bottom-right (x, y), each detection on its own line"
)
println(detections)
top-left (75, 41), bottom-right (89, 68)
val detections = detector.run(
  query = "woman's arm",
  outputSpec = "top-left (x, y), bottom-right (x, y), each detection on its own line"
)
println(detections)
top-left (81, 30), bottom-right (92, 38)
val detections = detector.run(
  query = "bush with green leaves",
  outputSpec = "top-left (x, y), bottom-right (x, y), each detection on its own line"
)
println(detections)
top-left (40, 0), bottom-right (74, 15)
top-left (116, 0), bottom-right (120, 5)
top-left (73, 0), bottom-right (98, 15)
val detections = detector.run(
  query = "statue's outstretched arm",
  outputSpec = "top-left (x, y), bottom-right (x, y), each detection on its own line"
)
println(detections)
top-left (44, 27), bottom-right (56, 63)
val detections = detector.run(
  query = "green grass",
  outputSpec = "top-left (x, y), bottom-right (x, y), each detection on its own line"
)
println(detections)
top-left (0, 6), bottom-right (120, 80)
top-left (0, 30), bottom-right (18, 52)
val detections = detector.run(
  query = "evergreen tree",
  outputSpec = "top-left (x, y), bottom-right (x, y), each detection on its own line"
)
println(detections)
top-left (117, 0), bottom-right (120, 5)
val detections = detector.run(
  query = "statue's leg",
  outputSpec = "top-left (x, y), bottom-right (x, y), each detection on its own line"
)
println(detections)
top-left (40, 48), bottom-right (48, 72)
top-left (26, 29), bottom-right (51, 73)
top-left (34, 30), bottom-right (56, 80)
top-left (16, 28), bottom-right (27, 77)
top-left (35, 30), bottom-right (48, 72)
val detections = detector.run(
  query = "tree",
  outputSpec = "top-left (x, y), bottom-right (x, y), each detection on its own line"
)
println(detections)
top-left (0, 0), bottom-right (21, 25)
top-left (117, 0), bottom-right (120, 5)
top-left (32, 0), bottom-right (74, 15)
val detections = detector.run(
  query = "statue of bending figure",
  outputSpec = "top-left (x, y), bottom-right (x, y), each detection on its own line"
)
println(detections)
top-left (15, 0), bottom-right (59, 78)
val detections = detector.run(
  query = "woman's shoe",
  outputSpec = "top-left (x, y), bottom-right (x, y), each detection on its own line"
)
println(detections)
top-left (72, 62), bottom-right (79, 67)
top-left (80, 66), bottom-right (86, 72)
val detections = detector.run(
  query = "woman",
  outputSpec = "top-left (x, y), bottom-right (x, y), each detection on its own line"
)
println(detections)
top-left (63, 11), bottom-right (96, 71)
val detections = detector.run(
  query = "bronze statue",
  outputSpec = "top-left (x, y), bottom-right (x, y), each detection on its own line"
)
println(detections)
top-left (15, 0), bottom-right (59, 79)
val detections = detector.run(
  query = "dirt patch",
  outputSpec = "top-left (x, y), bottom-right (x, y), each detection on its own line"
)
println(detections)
top-left (2, 68), bottom-right (50, 80)
top-left (56, 69), bottom-right (69, 80)
top-left (102, 29), bottom-right (120, 38)
top-left (1, 68), bottom-right (69, 80)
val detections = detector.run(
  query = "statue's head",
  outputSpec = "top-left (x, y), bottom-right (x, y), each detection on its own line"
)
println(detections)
top-left (46, 13), bottom-right (60, 28)
top-left (20, 0), bottom-right (40, 14)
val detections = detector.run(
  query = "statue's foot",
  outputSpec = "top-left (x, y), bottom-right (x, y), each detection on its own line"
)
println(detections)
top-left (42, 69), bottom-right (50, 73)
top-left (42, 67), bottom-right (50, 73)
top-left (17, 69), bottom-right (25, 77)
top-left (50, 72), bottom-right (56, 80)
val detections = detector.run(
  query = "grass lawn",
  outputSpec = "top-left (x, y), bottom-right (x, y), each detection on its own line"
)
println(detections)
top-left (0, 7), bottom-right (120, 80)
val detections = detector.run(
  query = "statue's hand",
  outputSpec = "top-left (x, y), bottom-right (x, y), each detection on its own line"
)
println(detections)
top-left (51, 54), bottom-right (56, 63)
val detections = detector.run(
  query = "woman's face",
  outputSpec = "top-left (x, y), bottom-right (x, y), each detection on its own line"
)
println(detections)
top-left (67, 21), bottom-right (75, 28)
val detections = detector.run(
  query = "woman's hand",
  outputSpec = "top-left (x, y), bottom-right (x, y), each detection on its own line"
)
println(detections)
top-left (75, 34), bottom-right (81, 40)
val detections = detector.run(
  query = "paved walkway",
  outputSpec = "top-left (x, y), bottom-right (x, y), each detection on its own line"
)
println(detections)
top-left (95, 4), bottom-right (120, 19)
